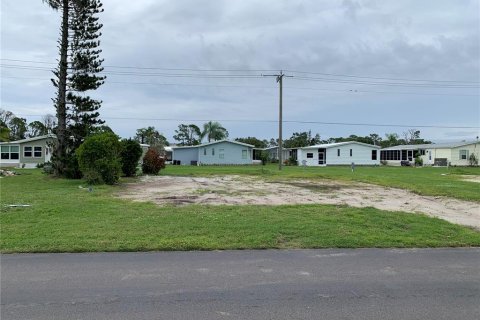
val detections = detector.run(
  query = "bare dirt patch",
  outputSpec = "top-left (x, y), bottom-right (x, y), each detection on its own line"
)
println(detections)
top-left (116, 175), bottom-right (480, 229)
top-left (460, 175), bottom-right (480, 183)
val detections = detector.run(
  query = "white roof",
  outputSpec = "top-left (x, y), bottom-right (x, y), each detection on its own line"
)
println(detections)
top-left (171, 139), bottom-right (254, 149)
top-left (381, 140), bottom-right (478, 151)
top-left (301, 141), bottom-right (380, 150)
top-left (0, 134), bottom-right (56, 145)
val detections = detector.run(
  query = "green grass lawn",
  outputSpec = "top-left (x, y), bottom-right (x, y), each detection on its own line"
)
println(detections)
top-left (160, 164), bottom-right (480, 202)
top-left (1, 169), bottom-right (479, 253)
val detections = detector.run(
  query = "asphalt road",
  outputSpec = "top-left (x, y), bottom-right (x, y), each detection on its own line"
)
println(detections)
top-left (1, 248), bottom-right (479, 320)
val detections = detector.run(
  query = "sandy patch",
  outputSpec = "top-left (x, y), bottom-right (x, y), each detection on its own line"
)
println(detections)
top-left (461, 175), bottom-right (480, 183)
top-left (116, 175), bottom-right (480, 229)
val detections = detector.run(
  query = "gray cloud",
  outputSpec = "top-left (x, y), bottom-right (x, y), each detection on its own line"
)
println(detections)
top-left (1, 0), bottom-right (478, 142)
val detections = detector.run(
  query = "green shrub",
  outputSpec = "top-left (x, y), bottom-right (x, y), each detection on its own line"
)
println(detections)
top-left (120, 139), bottom-right (143, 177)
top-left (142, 148), bottom-right (165, 175)
top-left (259, 150), bottom-right (270, 165)
top-left (415, 156), bottom-right (423, 167)
top-left (469, 153), bottom-right (478, 166)
top-left (76, 132), bottom-right (122, 185)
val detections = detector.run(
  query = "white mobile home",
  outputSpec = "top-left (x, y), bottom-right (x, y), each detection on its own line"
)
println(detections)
top-left (297, 141), bottom-right (380, 166)
top-left (172, 140), bottom-right (254, 165)
top-left (0, 134), bottom-right (56, 168)
top-left (381, 141), bottom-right (479, 166)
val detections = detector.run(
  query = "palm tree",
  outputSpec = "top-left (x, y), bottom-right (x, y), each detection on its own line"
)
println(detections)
top-left (201, 121), bottom-right (229, 143)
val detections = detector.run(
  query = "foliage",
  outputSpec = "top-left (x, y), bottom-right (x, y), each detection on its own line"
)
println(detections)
top-left (120, 139), bottom-right (143, 177)
top-left (142, 148), bottom-right (165, 175)
top-left (201, 121), bottom-right (228, 142)
top-left (135, 126), bottom-right (169, 148)
top-left (28, 121), bottom-right (48, 137)
top-left (45, 0), bottom-right (106, 176)
top-left (415, 156), bottom-right (423, 166)
top-left (173, 124), bottom-right (201, 146)
top-left (235, 137), bottom-right (268, 148)
top-left (7, 117), bottom-right (28, 140)
top-left (0, 109), bottom-right (57, 141)
top-left (259, 150), bottom-right (270, 165)
top-left (287, 156), bottom-right (298, 166)
top-left (62, 152), bottom-right (83, 179)
top-left (469, 153), bottom-right (478, 166)
top-left (283, 130), bottom-right (321, 148)
top-left (76, 132), bottom-right (121, 184)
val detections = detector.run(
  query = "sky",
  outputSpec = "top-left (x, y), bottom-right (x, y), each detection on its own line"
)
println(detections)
top-left (1, 0), bottom-right (479, 143)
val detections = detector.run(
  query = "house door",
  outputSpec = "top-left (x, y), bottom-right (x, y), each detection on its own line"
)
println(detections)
top-left (318, 151), bottom-right (325, 165)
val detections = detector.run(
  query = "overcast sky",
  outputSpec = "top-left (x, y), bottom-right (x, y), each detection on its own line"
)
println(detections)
top-left (1, 0), bottom-right (479, 143)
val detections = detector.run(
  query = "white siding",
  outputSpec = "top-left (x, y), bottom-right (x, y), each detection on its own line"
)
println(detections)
top-left (298, 142), bottom-right (380, 166)
top-left (426, 144), bottom-right (480, 166)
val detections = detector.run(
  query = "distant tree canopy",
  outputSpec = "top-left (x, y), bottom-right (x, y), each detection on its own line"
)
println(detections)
top-left (135, 126), bottom-right (169, 148)
top-left (283, 130), bottom-right (322, 148)
top-left (173, 124), bottom-right (201, 146)
top-left (201, 121), bottom-right (228, 142)
top-left (235, 137), bottom-right (268, 148)
top-left (0, 109), bottom-right (57, 141)
top-left (260, 129), bottom-right (432, 149)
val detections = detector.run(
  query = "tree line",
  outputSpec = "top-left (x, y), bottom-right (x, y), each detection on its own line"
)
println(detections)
top-left (0, 109), bottom-right (56, 141)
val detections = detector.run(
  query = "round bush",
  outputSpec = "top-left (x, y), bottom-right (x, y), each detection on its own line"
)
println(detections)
top-left (120, 139), bottom-right (143, 177)
top-left (76, 132), bottom-right (122, 185)
top-left (142, 148), bottom-right (165, 175)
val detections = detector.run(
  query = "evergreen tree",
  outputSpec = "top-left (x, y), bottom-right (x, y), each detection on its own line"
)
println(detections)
top-left (67, 0), bottom-right (106, 149)
top-left (173, 124), bottom-right (201, 146)
top-left (44, 0), bottom-right (105, 176)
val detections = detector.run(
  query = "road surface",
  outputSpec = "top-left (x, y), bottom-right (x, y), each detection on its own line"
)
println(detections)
top-left (1, 248), bottom-right (479, 319)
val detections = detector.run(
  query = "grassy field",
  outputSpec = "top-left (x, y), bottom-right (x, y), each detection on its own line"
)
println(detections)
top-left (1, 169), bottom-right (479, 253)
top-left (160, 165), bottom-right (480, 202)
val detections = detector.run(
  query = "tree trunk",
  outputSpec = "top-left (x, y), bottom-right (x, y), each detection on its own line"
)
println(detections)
top-left (54, 0), bottom-right (69, 176)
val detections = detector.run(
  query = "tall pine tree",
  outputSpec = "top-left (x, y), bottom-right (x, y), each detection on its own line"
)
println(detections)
top-left (67, 0), bottom-right (106, 148)
top-left (45, 0), bottom-right (105, 176)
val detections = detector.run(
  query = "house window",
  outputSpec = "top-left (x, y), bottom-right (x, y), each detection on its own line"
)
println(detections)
top-left (242, 150), bottom-right (247, 159)
top-left (203, 148), bottom-right (206, 155)
top-left (337, 149), bottom-right (340, 157)
top-left (34, 146), bottom-right (42, 158)
top-left (371, 150), bottom-right (377, 160)
top-left (1, 146), bottom-right (19, 160)
top-left (219, 149), bottom-right (224, 159)
top-left (419, 149), bottom-right (426, 156)
top-left (306, 153), bottom-right (313, 159)
top-left (382, 150), bottom-right (401, 161)
top-left (350, 149), bottom-right (353, 157)
top-left (212, 148), bottom-right (215, 156)
top-left (459, 150), bottom-right (469, 160)
top-left (24, 146), bottom-right (33, 157)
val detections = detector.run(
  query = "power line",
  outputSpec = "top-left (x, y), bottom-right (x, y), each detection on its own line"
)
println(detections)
top-left (292, 76), bottom-right (478, 89)
top-left (2, 76), bottom-right (479, 97)
top-left (285, 69), bottom-right (480, 84)
top-left (0, 58), bottom-right (480, 84)
top-left (16, 114), bottom-right (480, 129)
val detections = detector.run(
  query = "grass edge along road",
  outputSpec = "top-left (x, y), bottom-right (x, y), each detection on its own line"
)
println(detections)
top-left (1, 169), bottom-right (479, 253)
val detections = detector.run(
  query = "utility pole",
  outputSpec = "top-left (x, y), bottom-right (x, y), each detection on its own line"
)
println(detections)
top-left (263, 70), bottom-right (292, 170)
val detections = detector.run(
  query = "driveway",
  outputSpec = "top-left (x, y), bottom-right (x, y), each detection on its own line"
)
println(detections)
top-left (2, 248), bottom-right (479, 320)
